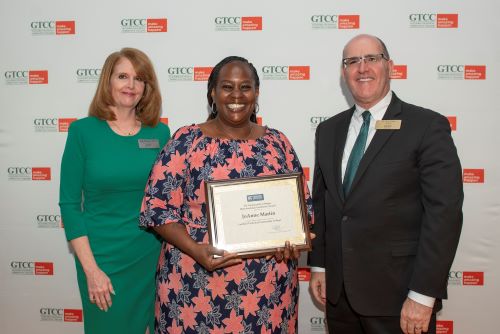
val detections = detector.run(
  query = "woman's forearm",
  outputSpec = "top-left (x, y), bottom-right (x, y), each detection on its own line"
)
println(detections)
top-left (153, 222), bottom-right (200, 260)
top-left (69, 236), bottom-right (99, 275)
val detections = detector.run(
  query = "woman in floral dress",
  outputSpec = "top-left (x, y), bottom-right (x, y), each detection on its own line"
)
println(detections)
top-left (140, 56), bottom-right (313, 334)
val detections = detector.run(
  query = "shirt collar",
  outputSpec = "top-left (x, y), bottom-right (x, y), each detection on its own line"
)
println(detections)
top-left (354, 90), bottom-right (393, 121)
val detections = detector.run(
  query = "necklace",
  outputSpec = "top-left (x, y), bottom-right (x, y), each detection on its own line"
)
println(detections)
top-left (110, 120), bottom-right (140, 136)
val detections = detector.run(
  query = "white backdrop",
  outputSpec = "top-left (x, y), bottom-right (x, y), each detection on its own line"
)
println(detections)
top-left (1, 0), bottom-right (498, 333)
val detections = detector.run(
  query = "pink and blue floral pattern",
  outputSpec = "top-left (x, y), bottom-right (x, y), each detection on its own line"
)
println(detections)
top-left (140, 125), bottom-right (313, 334)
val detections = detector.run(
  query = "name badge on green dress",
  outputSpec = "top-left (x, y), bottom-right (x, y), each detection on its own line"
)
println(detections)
top-left (138, 139), bottom-right (160, 149)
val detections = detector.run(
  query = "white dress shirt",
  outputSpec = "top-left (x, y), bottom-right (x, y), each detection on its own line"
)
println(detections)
top-left (312, 91), bottom-right (435, 308)
top-left (341, 91), bottom-right (392, 181)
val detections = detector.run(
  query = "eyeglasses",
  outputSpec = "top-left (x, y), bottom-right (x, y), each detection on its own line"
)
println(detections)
top-left (342, 54), bottom-right (389, 68)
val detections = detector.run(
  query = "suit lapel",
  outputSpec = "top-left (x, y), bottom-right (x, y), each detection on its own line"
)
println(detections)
top-left (334, 107), bottom-right (355, 203)
top-left (348, 94), bottom-right (403, 195)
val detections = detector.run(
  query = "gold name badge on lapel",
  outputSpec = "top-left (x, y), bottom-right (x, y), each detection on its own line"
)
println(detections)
top-left (375, 120), bottom-right (402, 130)
top-left (138, 139), bottom-right (160, 149)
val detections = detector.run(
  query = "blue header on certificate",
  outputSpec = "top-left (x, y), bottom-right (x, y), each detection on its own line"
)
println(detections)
top-left (247, 194), bottom-right (264, 202)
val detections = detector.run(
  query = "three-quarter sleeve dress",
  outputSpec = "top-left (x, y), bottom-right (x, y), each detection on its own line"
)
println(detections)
top-left (140, 124), bottom-right (313, 334)
top-left (60, 116), bottom-right (170, 333)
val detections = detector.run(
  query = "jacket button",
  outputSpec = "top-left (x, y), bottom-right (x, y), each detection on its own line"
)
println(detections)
top-left (342, 216), bottom-right (348, 222)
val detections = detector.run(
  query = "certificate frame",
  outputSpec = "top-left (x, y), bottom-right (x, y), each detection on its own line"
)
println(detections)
top-left (205, 172), bottom-right (311, 257)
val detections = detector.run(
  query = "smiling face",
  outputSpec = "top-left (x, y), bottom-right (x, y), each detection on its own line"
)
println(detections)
top-left (211, 61), bottom-right (259, 127)
top-left (109, 57), bottom-right (145, 112)
top-left (342, 35), bottom-right (393, 109)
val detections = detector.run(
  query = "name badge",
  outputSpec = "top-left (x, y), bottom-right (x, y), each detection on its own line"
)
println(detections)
top-left (138, 139), bottom-right (160, 149)
top-left (375, 120), bottom-right (402, 130)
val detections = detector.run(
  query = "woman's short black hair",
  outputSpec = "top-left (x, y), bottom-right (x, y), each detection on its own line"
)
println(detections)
top-left (207, 56), bottom-right (260, 122)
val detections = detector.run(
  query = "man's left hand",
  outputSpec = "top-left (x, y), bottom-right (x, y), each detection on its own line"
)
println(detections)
top-left (400, 297), bottom-right (433, 334)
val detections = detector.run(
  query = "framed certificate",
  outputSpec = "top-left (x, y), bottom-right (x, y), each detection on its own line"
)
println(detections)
top-left (205, 172), bottom-right (311, 257)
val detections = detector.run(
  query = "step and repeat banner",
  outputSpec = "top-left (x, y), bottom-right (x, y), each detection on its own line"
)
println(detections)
top-left (0, 0), bottom-right (498, 333)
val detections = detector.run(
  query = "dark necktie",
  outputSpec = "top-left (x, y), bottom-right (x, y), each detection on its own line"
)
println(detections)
top-left (343, 111), bottom-right (371, 195)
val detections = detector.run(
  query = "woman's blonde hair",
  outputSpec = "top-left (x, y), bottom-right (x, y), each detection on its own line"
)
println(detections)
top-left (89, 47), bottom-right (162, 126)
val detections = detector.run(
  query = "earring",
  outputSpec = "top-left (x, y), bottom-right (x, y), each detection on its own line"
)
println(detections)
top-left (254, 103), bottom-right (260, 114)
top-left (211, 103), bottom-right (217, 116)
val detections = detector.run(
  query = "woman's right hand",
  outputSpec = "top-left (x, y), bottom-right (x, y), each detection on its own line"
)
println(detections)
top-left (85, 267), bottom-right (115, 312)
top-left (193, 244), bottom-right (242, 271)
top-left (69, 237), bottom-right (115, 312)
top-left (153, 223), bottom-right (242, 272)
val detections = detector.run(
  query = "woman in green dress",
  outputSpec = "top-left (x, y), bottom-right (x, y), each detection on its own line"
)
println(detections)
top-left (59, 48), bottom-right (170, 333)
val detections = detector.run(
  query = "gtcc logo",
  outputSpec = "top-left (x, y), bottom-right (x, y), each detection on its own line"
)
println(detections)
top-left (7, 167), bottom-right (32, 181)
top-left (40, 308), bottom-right (64, 316)
top-left (311, 15), bottom-right (338, 23)
top-left (76, 68), bottom-right (100, 76)
top-left (262, 66), bottom-right (288, 74)
top-left (34, 118), bottom-right (58, 126)
top-left (31, 20), bottom-right (75, 35)
top-left (310, 116), bottom-right (330, 130)
top-left (310, 116), bottom-right (329, 124)
top-left (10, 261), bottom-right (54, 275)
top-left (214, 16), bottom-right (262, 31)
top-left (409, 14), bottom-right (436, 21)
top-left (311, 14), bottom-right (359, 29)
top-left (121, 18), bottom-right (145, 33)
top-left (310, 317), bottom-right (327, 331)
top-left (215, 17), bottom-right (241, 25)
top-left (448, 271), bottom-right (484, 285)
top-left (167, 66), bottom-right (213, 81)
top-left (310, 317), bottom-right (326, 325)
top-left (437, 65), bottom-right (464, 72)
top-left (37, 214), bottom-right (61, 222)
top-left (37, 214), bottom-right (62, 228)
top-left (437, 65), bottom-right (486, 80)
top-left (261, 65), bottom-right (310, 80)
top-left (4, 70), bottom-right (28, 85)
top-left (76, 68), bottom-right (101, 83)
top-left (168, 67), bottom-right (193, 75)
top-left (121, 18), bottom-right (167, 33)
top-left (31, 21), bottom-right (55, 35)
top-left (409, 13), bottom-right (458, 28)
top-left (11, 261), bottom-right (34, 269)
top-left (40, 308), bottom-right (83, 322)
top-left (121, 18), bottom-right (146, 26)
top-left (31, 21), bottom-right (55, 29)
top-left (5, 70), bottom-right (28, 79)
top-left (33, 118), bottom-right (76, 132)
top-left (262, 66), bottom-right (288, 80)
top-left (7, 167), bottom-right (51, 181)
top-left (167, 67), bottom-right (192, 81)
top-left (4, 70), bottom-right (48, 85)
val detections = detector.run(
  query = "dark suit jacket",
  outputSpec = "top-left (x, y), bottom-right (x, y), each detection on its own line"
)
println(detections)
top-left (308, 93), bottom-right (463, 316)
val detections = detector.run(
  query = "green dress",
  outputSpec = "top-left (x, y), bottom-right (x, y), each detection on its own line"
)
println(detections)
top-left (59, 116), bottom-right (170, 333)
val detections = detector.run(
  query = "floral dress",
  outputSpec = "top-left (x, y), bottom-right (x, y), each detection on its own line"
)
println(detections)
top-left (140, 124), bottom-right (313, 334)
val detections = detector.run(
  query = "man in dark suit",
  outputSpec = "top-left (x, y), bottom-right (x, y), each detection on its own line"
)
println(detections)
top-left (308, 34), bottom-right (463, 334)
